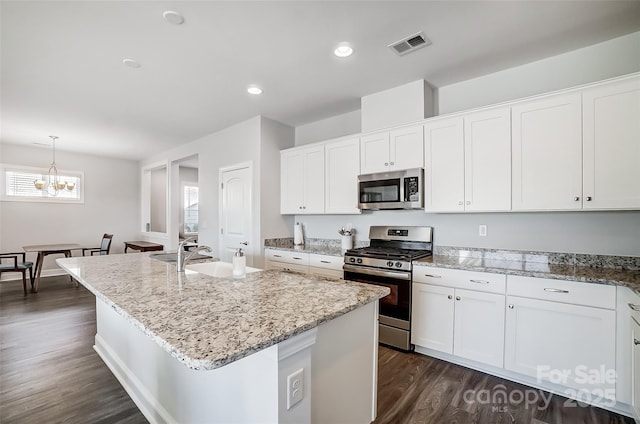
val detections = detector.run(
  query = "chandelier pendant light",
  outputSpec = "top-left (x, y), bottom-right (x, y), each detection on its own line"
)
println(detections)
top-left (33, 135), bottom-right (75, 196)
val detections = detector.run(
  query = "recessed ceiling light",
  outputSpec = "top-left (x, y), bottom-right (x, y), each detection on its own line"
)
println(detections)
top-left (163, 10), bottom-right (184, 25)
top-left (334, 43), bottom-right (353, 58)
top-left (122, 58), bottom-right (141, 68)
top-left (247, 86), bottom-right (263, 95)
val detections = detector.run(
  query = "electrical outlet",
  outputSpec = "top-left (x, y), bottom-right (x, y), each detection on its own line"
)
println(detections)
top-left (479, 225), bottom-right (487, 237)
top-left (287, 368), bottom-right (304, 410)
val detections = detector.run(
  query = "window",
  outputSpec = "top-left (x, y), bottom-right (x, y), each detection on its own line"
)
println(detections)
top-left (183, 184), bottom-right (199, 234)
top-left (1, 164), bottom-right (84, 203)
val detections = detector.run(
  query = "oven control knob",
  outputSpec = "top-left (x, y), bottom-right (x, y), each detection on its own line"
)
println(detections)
top-left (395, 262), bottom-right (402, 268)
top-left (357, 258), bottom-right (363, 264)
top-left (349, 257), bottom-right (355, 263)
top-left (387, 261), bottom-right (394, 267)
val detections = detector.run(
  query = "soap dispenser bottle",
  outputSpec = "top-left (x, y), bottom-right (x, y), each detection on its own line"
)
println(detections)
top-left (232, 248), bottom-right (246, 278)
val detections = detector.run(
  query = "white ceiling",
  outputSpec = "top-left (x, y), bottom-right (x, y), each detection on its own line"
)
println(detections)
top-left (2, 1), bottom-right (640, 160)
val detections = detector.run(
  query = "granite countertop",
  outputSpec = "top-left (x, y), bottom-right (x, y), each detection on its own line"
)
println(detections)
top-left (415, 255), bottom-right (640, 291)
top-left (56, 253), bottom-right (388, 371)
top-left (264, 238), bottom-right (347, 257)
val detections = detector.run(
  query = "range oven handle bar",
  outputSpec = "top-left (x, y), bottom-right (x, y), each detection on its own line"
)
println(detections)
top-left (343, 264), bottom-right (411, 280)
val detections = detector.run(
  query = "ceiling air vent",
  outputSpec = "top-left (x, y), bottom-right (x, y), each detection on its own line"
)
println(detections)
top-left (388, 31), bottom-right (431, 56)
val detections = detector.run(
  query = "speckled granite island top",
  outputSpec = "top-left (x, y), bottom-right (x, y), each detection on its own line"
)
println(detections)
top-left (415, 247), bottom-right (640, 292)
top-left (56, 253), bottom-right (389, 371)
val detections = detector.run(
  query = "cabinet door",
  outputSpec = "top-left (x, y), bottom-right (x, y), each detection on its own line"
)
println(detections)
top-left (512, 93), bottom-right (582, 210)
top-left (633, 318), bottom-right (640, 416)
top-left (281, 149), bottom-right (305, 214)
top-left (302, 145), bottom-right (325, 214)
top-left (505, 296), bottom-right (616, 398)
top-left (411, 283), bottom-right (455, 353)
top-left (389, 125), bottom-right (424, 171)
top-left (424, 117), bottom-right (465, 212)
top-left (325, 138), bottom-right (361, 214)
top-left (360, 132), bottom-right (390, 174)
top-left (583, 77), bottom-right (640, 210)
top-left (464, 108), bottom-right (511, 211)
top-left (453, 289), bottom-right (505, 367)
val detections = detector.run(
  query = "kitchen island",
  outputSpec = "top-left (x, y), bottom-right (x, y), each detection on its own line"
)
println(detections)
top-left (57, 253), bottom-right (388, 424)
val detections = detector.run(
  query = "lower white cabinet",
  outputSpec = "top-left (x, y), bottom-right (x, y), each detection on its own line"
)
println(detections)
top-left (504, 276), bottom-right (616, 399)
top-left (264, 249), bottom-right (344, 279)
top-left (412, 268), bottom-right (506, 368)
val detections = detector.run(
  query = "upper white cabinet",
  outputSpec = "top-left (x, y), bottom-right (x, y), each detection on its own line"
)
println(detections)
top-left (464, 107), bottom-right (511, 211)
top-left (281, 145), bottom-right (324, 214)
top-left (360, 125), bottom-right (424, 174)
top-left (512, 92), bottom-right (583, 211)
top-left (324, 137), bottom-right (361, 214)
top-left (424, 117), bottom-right (465, 212)
top-left (582, 76), bottom-right (640, 210)
top-left (425, 107), bottom-right (511, 212)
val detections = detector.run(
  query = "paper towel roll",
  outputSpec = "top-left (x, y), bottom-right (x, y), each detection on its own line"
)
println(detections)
top-left (294, 222), bottom-right (304, 245)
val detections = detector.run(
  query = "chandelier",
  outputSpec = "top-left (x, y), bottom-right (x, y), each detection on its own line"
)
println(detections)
top-left (33, 135), bottom-right (75, 196)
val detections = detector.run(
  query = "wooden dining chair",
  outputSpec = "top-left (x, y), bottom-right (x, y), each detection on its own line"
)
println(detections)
top-left (0, 252), bottom-right (34, 295)
top-left (82, 234), bottom-right (113, 256)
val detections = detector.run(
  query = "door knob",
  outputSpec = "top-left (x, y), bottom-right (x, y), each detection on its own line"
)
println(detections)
top-left (455, 296), bottom-right (461, 301)
top-left (447, 295), bottom-right (453, 300)
top-left (586, 196), bottom-right (593, 201)
top-left (384, 162), bottom-right (389, 166)
top-left (635, 339), bottom-right (640, 346)
top-left (508, 304), bottom-right (514, 309)
top-left (574, 196), bottom-right (580, 201)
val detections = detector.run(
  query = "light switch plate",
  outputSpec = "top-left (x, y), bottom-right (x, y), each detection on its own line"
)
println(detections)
top-left (479, 225), bottom-right (487, 237)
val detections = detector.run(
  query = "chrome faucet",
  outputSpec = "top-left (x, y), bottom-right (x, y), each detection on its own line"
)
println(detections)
top-left (177, 237), bottom-right (212, 272)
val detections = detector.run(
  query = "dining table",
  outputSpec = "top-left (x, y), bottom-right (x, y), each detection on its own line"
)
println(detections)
top-left (22, 243), bottom-right (84, 292)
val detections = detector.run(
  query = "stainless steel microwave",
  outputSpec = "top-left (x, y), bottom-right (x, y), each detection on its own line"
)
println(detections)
top-left (358, 168), bottom-right (424, 210)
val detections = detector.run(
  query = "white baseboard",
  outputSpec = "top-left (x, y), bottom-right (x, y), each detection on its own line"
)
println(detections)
top-left (94, 334), bottom-right (176, 424)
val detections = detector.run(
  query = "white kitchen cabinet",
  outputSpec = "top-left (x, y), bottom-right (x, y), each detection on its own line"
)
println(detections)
top-left (512, 92), bottom-right (583, 210)
top-left (463, 107), bottom-right (511, 211)
top-left (424, 108), bottom-right (510, 213)
top-left (309, 253), bottom-right (344, 279)
top-left (424, 117), bottom-right (465, 212)
top-left (504, 275), bottom-right (616, 398)
top-left (281, 145), bottom-right (324, 214)
top-left (360, 125), bottom-right (423, 174)
top-left (582, 76), bottom-right (640, 210)
top-left (453, 289), bottom-right (506, 367)
top-left (324, 137), bottom-right (361, 214)
top-left (264, 249), bottom-right (344, 279)
top-left (412, 282), bottom-right (455, 354)
top-left (412, 267), bottom-right (506, 367)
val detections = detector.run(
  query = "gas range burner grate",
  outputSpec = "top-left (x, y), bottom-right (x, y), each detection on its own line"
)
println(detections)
top-left (345, 246), bottom-right (432, 261)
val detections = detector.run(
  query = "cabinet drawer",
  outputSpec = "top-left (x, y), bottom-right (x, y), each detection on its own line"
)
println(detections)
top-left (264, 249), bottom-right (309, 265)
top-left (507, 275), bottom-right (616, 309)
top-left (413, 266), bottom-right (506, 294)
top-left (267, 261), bottom-right (309, 274)
top-left (309, 254), bottom-right (343, 271)
top-left (309, 266), bottom-right (343, 279)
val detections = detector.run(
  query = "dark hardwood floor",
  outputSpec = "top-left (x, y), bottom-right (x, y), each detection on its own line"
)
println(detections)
top-left (1, 276), bottom-right (635, 424)
top-left (374, 346), bottom-right (635, 424)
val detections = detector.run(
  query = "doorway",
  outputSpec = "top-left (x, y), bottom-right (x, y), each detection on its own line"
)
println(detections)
top-left (219, 163), bottom-right (253, 265)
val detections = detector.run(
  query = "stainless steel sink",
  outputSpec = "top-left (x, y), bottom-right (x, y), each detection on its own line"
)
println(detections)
top-left (150, 253), bottom-right (213, 263)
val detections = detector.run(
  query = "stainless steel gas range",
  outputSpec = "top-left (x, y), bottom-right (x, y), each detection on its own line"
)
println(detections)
top-left (343, 226), bottom-right (433, 351)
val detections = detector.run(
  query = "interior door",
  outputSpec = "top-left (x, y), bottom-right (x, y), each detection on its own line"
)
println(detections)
top-left (220, 165), bottom-right (252, 264)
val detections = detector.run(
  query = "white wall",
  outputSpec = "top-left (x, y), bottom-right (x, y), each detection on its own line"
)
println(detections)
top-left (438, 31), bottom-right (640, 114)
top-left (140, 116), bottom-right (295, 267)
top-left (292, 31), bottom-right (640, 257)
top-left (296, 211), bottom-right (640, 256)
top-left (259, 117), bottom-right (296, 262)
top-left (150, 167), bottom-right (167, 233)
top-left (295, 110), bottom-right (361, 146)
top-left (0, 143), bottom-right (140, 275)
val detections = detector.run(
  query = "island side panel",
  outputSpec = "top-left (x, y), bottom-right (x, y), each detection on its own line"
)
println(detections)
top-left (312, 301), bottom-right (379, 424)
top-left (93, 297), bottom-right (279, 424)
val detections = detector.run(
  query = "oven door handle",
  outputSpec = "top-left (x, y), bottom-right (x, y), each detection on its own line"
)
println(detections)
top-left (343, 264), bottom-right (411, 280)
